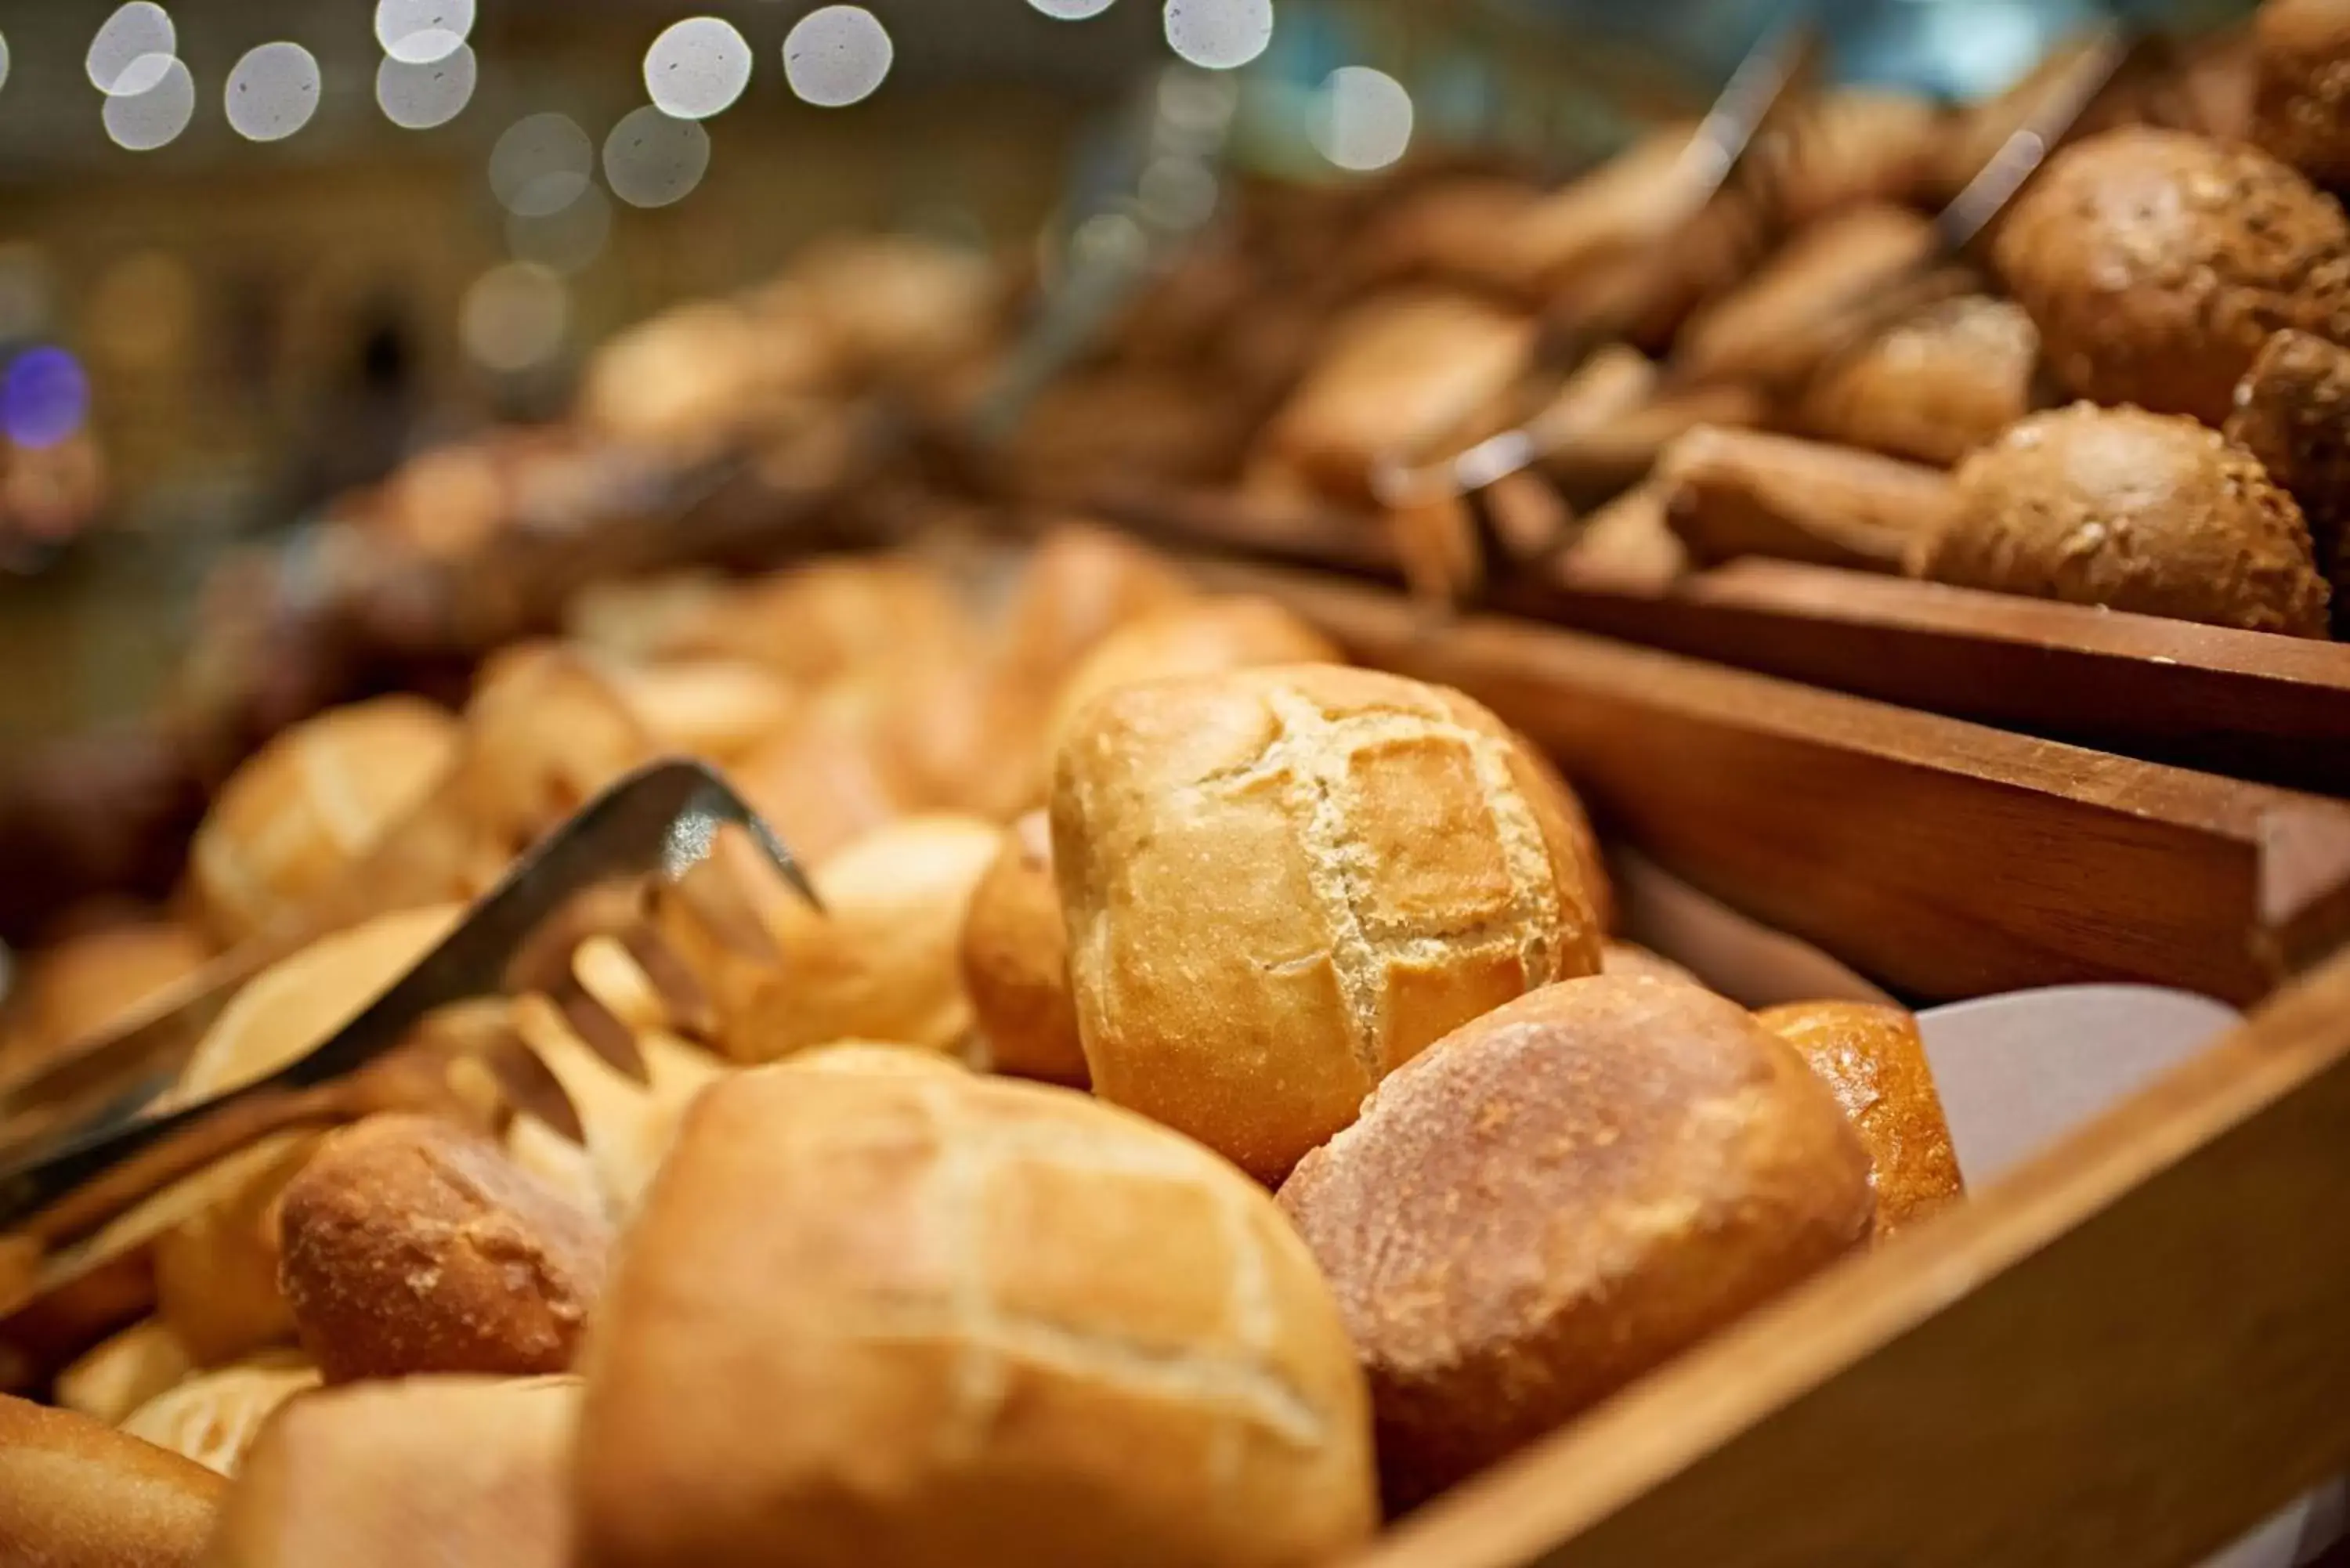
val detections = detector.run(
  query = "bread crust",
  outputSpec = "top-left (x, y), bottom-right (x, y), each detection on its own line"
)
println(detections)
top-left (0, 1392), bottom-right (224, 1567)
top-left (1758, 1000), bottom-right (1964, 1237)
top-left (960, 811), bottom-right (1086, 1086)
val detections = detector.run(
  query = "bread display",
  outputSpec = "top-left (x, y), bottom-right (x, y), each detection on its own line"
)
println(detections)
top-left (1043, 596), bottom-right (1343, 763)
top-left (1917, 403), bottom-right (2332, 635)
top-left (574, 1058), bottom-right (1377, 1568)
top-left (276, 1115), bottom-right (611, 1382)
top-left (960, 809), bottom-right (1086, 1086)
top-left (201, 1375), bottom-right (577, 1568)
top-left (0, 1393), bottom-right (225, 1566)
top-left (1758, 1000), bottom-right (1964, 1237)
top-left (118, 1353), bottom-right (320, 1476)
top-left (1278, 976), bottom-right (1874, 1505)
top-left (2254, 0), bottom-right (2350, 190)
top-left (1054, 663), bottom-right (1605, 1181)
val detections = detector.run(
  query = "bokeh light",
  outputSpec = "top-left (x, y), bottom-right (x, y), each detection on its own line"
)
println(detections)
top-left (1029, 0), bottom-right (1118, 18)
top-left (644, 17), bottom-right (753, 121)
top-left (376, 44), bottom-right (475, 128)
top-left (88, 3), bottom-right (175, 95)
top-left (603, 106), bottom-right (711, 208)
top-left (2, 349), bottom-right (92, 450)
top-left (783, 6), bottom-right (894, 108)
top-left (490, 113), bottom-right (595, 218)
top-left (507, 183), bottom-right (612, 274)
top-left (461, 262), bottom-right (569, 373)
top-left (225, 42), bottom-right (320, 143)
top-left (103, 56), bottom-right (194, 150)
top-left (1162, 0), bottom-right (1272, 70)
top-left (1314, 66), bottom-right (1412, 171)
top-left (0, 33), bottom-right (12, 96)
top-left (374, 0), bottom-right (473, 65)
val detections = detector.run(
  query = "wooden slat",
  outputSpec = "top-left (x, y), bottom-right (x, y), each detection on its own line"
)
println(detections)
top-left (1198, 565), bottom-right (2350, 1005)
top-left (1353, 940), bottom-right (2350, 1568)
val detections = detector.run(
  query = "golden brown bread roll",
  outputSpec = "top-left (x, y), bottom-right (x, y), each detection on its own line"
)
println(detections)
top-left (959, 810), bottom-right (1084, 1086)
top-left (55, 1319), bottom-right (195, 1427)
top-left (277, 1115), bottom-right (611, 1383)
top-left (188, 697), bottom-right (460, 945)
top-left (200, 1375), bottom-right (577, 1568)
top-left (996, 524), bottom-right (1197, 688)
top-left (1994, 128), bottom-right (2350, 423)
top-left (1278, 976), bottom-right (1874, 1505)
top-left (2254, 0), bottom-right (2350, 189)
top-left (1054, 664), bottom-right (1605, 1183)
top-left (1916, 403), bottom-right (2331, 636)
top-left (1600, 939), bottom-right (1702, 988)
top-left (0, 915), bottom-right (209, 1078)
top-left (612, 659), bottom-right (799, 764)
top-left (151, 1134), bottom-right (314, 1367)
top-left (1757, 1001), bottom-right (1964, 1237)
top-left (119, 1353), bottom-right (320, 1476)
top-left (726, 679), bottom-right (925, 865)
top-left (2226, 328), bottom-right (2350, 636)
top-left (1657, 426), bottom-right (1954, 573)
top-left (1043, 595), bottom-right (1341, 766)
top-left (1798, 294), bottom-right (2044, 467)
top-left (677, 558), bottom-right (975, 687)
top-left (1673, 205), bottom-right (1940, 392)
top-left (574, 1063), bottom-right (1376, 1568)
top-left (0, 1392), bottom-right (224, 1566)
top-left (1502, 125), bottom-right (1709, 294)
top-left (1758, 89), bottom-right (1945, 229)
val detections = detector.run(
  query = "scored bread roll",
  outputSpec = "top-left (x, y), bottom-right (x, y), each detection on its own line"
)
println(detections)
top-left (119, 1353), bottom-right (321, 1476)
top-left (1054, 663), bottom-right (1605, 1183)
top-left (996, 523), bottom-right (1197, 688)
top-left (959, 811), bottom-right (1085, 1086)
top-left (55, 1318), bottom-right (195, 1426)
top-left (574, 1062), bottom-right (1376, 1568)
top-left (0, 1392), bottom-right (224, 1567)
top-left (201, 1375), bottom-right (577, 1568)
top-left (1757, 1000), bottom-right (1964, 1237)
top-left (277, 1115), bottom-right (612, 1384)
top-left (1278, 976), bottom-right (1874, 1505)
top-left (188, 696), bottom-right (460, 945)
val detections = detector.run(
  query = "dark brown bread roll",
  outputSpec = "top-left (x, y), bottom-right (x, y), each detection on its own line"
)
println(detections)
top-left (2226, 328), bottom-right (2350, 637)
top-left (1757, 1001), bottom-right (1965, 1237)
top-left (2254, 0), bottom-right (2350, 190)
top-left (1278, 975), bottom-right (1873, 1506)
top-left (0, 1392), bottom-right (225, 1566)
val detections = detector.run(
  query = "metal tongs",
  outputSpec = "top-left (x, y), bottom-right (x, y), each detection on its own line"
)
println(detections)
top-left (0, 760), bottom-right (813, 1263)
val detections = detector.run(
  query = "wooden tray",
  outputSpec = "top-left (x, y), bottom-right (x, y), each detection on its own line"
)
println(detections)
top-left (1094, 485), bottom-right (2350, 797)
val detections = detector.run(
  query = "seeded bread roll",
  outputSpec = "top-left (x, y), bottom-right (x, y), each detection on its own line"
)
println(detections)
top-left (1994, 128), bottom-right (2350, 422)
top-left (2226, 328), bottom-right (2350, 637)
top-left (1916, 403), bottom-right (2331, 636)
top-left (1758, 1001), bottom-right (1964, 1237)
top-left (0, 1393), bottom-right (224, 1566)
top-left (2254, 0), bottom-right (2350, 189)
top-left (1053, 664), bottom-right (1605, 1182)
top-left (574, 1062), bottom-right (1376, 1568)
top-left (277, 1115), bottom-right (611, 1383)
top-left (201, 1375), bottom-right (577, 1568)
top-left (119, 1353), bottom-right (321, 1476)
top-left (1043, 596), bottom-right (1343, 766)
top-left (1278, 976), bottom-right (1874, 1505)
top-left (959, 811), bottom-right (1085, 1086)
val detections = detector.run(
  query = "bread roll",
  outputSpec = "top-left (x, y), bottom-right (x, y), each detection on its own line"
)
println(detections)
top-left (679, 558), bottom-right (974, 687)
top-left (1, 915), bottom-right (208, 1077)
top-left (152, 1133), bottom-right (314, 1366)
top-left (613, 659), bottom-right (799, 763)
top-left (1278, 976), bottom-right (1874, 1504)
top-left (727, 681), bottom-right (924, 866)
top-left (2226, 328), bottom-right (2350, 637)
top-left (960, 811), bottom-right (1085, 1086)
top-left (574, 1064), bottom-right (1376, 1568)
top-left (201, 1375), bottom-right (577, 1568)
top-left (1675, 205), bottom-right (1940, 391)
top-left (1054, 664), bottom-right (1605, 1182)
top-left (1994, 128), bottom-right (2350, 422)
top-left (119, 1353), bottom-right (320, 1476)
top-left (1798, 294), bottom-right (2043, 467)
top-left (0, 1392), bottom-right (223, 1566)
top-left (55, 1319), bottom-right (194, 1426)
top-left (997, 524), bottom-right (1196, 688)
top-left (1917, 403), bottom-right (2330, 636)
top-left (277, 1115), bottom-right (611, 1383)
top-left (189, 697), bottom-right (460, 945)
top-left (2254, 0), bottom-right (2350, 188)
top-left (1044, 596), bottom-right (1341, 766)
top-left (1757, 1001), bottom-right (1963, 1237)
top-left (1600, 940), bottom-right (1702, 988)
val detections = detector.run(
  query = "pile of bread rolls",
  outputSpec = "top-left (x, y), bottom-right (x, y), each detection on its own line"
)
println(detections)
top-left (0, 529), bottom-right (1965, 1566)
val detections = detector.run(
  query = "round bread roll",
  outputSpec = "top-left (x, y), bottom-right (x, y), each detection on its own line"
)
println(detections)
top-left (277, 1115), bottom-right (612, 1384)
top-left (189, 696), bottom-right (460, 945)
top-left (1600, 940), bottom-right (1702, 988)
top-left (2226, 327), bottom-right (2350, 637)
top-left (1, 915), bottom-right (209, 1077)
top-left (960, 811), bottom-right (1085, 1086)
top-left (119, 1353), bottom-right (320, 1476)
top-left (726, 681), bottom-right (924, 867)
top-left (1993, 128), bottom-right (2350, 422)
top-left (2254, 0), bottom-right (2350, 189)
top-left (778, 1039), bottom-right (971, 1078)
top-left (613, 659), bottom-right (799, 763)
top-left (0, 1392), bottom-right (224, 1566)
top-left (1044, 596), bottom-right (1343, 768)
top-left (55, 1318), bottom-right (195, 1427)
top-left (682, 558), bottom-right (975, 687)
top-left (574, 1064), bottom-right (1376, 1568)
top-left (1798, 294), bottom-right (2044, 467)
top-left (202, 1375), bottom-right (577, 1568)
top-left (1054, 663), bottom-right (1606, 1183)
top-left (1916, 403), bottom-right (2331, 636)
top-left (1278, 976), bottom-right (1874, 1505)
top-left (997, 524), bottom-right (1196, 688)
top-left (1757, 1000), bottom-right (1964, 1237)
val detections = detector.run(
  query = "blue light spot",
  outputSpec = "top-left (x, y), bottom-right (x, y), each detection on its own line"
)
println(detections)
top-left (2, 349), bottom-right (89, 449)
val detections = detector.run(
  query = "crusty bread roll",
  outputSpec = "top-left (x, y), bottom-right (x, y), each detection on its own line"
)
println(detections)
top-left (119, 1353), bottom-right (320, 1476)
top-left (670, 815), bottom-right (1005, 1064)
top-left (0, 1392), bottom-right (224, 1566)
top-left (1758, 1000), bottom-right (1964, 1237)
top-left (201, 1375), bottom-right (577, 1568)
top-left (55, 1318), bottom-right (194, 1426)
top-left (960, 811), bottom-right (1085, 1086)
top-left (1278, 976), bottom-right (1874, 1505)
top-left (574, 1063), bottom-right (1376, 1568)
top-left (996, 524), bottom-right (1197, 688)
top-left (779, 1039), bottom-right (971, 1078)
top-left (2226, 327), bottom-right (2350, 638)
top-left (1054, 664), bottom-right (1606, 1183)
top-left (189, 697), bottom-right (460, 945)
top-left (1044, 596), bottom-right (1341, 767)
top-left (1674, 205), bottom-right (1940, 391)
top-left (613, 659), bottom-right (800, 763)
top-left (277, 1115), bottom-right (611, 1383)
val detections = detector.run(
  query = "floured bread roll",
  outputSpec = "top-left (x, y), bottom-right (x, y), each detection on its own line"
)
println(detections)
top-left (0, 1392), bottom-right (223, 1566)
top-left (574, 1062), bottom-right (1376, 1568)
top-left (188, 697), bottom-right (459, 945)
top-left (119, 1353), bottom-right (321, 1476)
top-left (1053, 664), bottom-right (1605, 1182)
